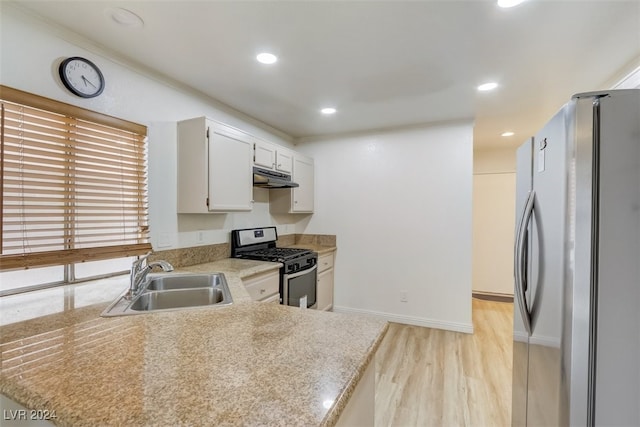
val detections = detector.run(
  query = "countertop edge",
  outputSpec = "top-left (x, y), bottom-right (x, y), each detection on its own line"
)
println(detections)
top-left (321, 321), bottom-right (389, 427)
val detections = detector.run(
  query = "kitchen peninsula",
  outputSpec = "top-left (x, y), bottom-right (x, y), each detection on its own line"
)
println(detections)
top-left (0, 258), bottom-right (387, 426)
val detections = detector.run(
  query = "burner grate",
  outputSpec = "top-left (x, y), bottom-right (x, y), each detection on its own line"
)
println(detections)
top-left (248, 248), bottom-right (308, 257)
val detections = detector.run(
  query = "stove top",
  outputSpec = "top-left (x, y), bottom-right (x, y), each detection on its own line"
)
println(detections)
top-left (230, 227), bottom-right (316, 268)
top-left (237, 247), bottom-right (312, 263)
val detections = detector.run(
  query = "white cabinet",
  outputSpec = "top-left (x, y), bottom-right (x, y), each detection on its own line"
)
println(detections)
top-left (316, 252), bottom-right (334, 311)
top-left (275, 149), bottom-right (293, 174)
top-left (243, 270), bottom-right (280, 302)
top-left (254, 140), bottom-right (293, 174)
top-left (177, 117), bottom-right (254, 213)
top-left (270, 154), bottom-right (314, 214)
top-left (254, 139), bottom-right (276, 170)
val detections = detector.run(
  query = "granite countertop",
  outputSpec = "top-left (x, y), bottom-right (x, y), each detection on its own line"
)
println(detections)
top-left (0, 258), bottom-right (387, 427)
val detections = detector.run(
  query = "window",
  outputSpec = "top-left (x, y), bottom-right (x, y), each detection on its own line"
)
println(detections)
top-left (0, 85), bottom-right (151, 295)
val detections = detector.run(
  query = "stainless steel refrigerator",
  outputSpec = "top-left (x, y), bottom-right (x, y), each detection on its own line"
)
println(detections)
top-left (512, 89), bottom-right (640, 426)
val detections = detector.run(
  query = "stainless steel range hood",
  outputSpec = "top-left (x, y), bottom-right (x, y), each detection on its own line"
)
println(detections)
top-left (253, 167), bottom-right (299, 189)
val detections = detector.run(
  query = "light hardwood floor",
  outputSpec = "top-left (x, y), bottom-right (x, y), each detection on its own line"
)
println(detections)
top-left (375, 298), bottom-right (513, 427)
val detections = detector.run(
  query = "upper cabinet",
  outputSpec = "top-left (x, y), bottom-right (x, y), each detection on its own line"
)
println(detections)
top-left (177, 117), bottom-right (254, 213)
top-left (253, 139), bottom-right (276, 170)
top-left (177, 116), bottom-right (314, 214)
top-left (275, 149), bottom-right (293, 174)
top-left (270, 154), bottom-right (314, 214)
top-left (254, 139), bottom-right (293, 174)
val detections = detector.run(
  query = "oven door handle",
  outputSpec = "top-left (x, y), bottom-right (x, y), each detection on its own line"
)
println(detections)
top-left (284, 264), bottom-right (317, 279)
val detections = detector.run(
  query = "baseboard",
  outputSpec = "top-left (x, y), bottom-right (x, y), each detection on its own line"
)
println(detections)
top-left (332, 305), bottom-right (474, 334)
top-left (472, 291), bottom-right (514, 303)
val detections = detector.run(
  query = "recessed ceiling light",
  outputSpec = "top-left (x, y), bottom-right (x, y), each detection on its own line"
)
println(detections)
top-left (501, 131), bottom-right (515, 137)
top-left (320, 107), bottom-right (337, 115)
top-left (256, 53), bottom-right (278, 64)
top-left (497, 0), bottom-right (527, 8)
top-left (105, 7), bottom-right (144, 28)
top-left (477, 82), bottom-right (499, 91)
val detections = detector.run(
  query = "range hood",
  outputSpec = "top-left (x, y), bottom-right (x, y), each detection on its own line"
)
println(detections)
top-left (253, 167), bottom-right (299, 189)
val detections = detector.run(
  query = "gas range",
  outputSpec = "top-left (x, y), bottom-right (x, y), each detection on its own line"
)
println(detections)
top-left (231, 227), bottom-right (318, 308)
top-left (231, 227), bottom-right (316, 273)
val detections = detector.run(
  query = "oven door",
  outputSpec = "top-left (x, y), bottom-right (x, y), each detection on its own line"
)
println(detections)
top-left (283, 264), bottom-right (317, 308)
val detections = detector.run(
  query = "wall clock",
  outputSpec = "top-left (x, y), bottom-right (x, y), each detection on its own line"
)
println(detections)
top-left (58, 56), bottom-right (105, 98)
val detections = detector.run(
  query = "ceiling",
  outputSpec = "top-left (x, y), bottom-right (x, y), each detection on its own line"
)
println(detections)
top-left (9, 0), bottom-right (640, 149)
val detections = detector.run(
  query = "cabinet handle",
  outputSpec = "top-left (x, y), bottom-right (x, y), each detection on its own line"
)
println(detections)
top-left (260, 289), bottom-right (266, 294)
top-left (294, 200), bottom-right (298, 204)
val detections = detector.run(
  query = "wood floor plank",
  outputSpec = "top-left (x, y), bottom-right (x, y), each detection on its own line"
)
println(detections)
top-left (375, 298), bottom-right (513, 426)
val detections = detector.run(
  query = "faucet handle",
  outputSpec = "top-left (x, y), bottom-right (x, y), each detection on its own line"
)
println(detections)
top-left (132, 252), bottom-right (152, 271)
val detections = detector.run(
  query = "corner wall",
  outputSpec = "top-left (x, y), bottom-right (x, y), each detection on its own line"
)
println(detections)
top-left (296, 123), bottom-right (474, 332)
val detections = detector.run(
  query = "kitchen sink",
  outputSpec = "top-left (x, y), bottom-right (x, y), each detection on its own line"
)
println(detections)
top-left (101, 273), bottom-right (233, 317)
top-left (130, 288), bottom-right (226, 311)
top-left (145, 273), bottom-right (224, 291)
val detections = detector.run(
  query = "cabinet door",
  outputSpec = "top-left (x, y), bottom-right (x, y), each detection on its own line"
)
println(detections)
top-left (292, 156), bottom-right (314, 212)
top-left (254, 140), bottom-right (276, 170)
top-left (208, 123), bottom-right (253, 211)
top-left (317, 267), bottom-right (334, 311)
top-left (276, 150), bottom-right (293, 174)
top-left (177, 117), bottom-right (209, 213)
top-left (243, 271), bottom-right (280, 302)
top-left (318, 253), bottom-right (334, 273)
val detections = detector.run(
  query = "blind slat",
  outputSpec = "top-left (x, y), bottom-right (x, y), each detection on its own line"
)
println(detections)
top-left (3, 212), bottom-right (147, 218)
top-left (3, 170), bottom-right (146, 186)
top-left (3, 149), bottom-right (145, 172)
top-left (3, 161), bottom-right (144, 181)
top-left (3, 131), bottom-right (143, 156)
top-left (3, 136), bottom-right (144, 164)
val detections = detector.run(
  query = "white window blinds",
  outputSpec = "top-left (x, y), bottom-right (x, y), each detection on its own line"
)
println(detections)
top-left (0, 85), bottom-right (151, 271)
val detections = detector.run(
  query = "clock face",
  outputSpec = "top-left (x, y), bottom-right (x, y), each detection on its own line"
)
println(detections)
top-left (59, 57), bottom-right (105, 98)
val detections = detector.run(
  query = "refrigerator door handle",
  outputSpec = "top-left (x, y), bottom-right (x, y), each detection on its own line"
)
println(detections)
top-left (514, 190), bottom-right (535, 335)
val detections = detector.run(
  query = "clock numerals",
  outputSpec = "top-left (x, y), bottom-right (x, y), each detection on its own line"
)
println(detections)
top-left (59, 57), bottom-right (105, 98)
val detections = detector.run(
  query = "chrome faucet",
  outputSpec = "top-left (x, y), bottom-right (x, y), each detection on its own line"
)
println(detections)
top-left (127, 254), bottom-right (174, 299)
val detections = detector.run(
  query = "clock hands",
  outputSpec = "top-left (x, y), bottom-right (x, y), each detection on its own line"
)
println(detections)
top-left (81, 75), bottom-right (97, 89)
top-left (60, 57), bottom-right (104, 98)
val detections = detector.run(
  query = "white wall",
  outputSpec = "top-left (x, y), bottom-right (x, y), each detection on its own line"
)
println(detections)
top-left (0, 5), bottom-right (302, 250)
top-left (296, 123), bottom-right (474, 332)
top-left (472, 147), bottom-right (517, 296)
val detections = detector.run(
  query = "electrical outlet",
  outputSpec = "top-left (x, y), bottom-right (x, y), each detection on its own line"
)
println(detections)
top-left (197, 231), bottom-right (204, 243)
top-left (400, 290), bottom-right (408, 302)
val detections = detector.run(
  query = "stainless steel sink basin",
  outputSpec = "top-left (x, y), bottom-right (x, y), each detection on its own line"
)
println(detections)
top-left (101, 273), bottom-right (233, 316)
top-left (130, 288), bottom-right (226, 311)
top-left (145, 273), bottom-right (224, 291)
